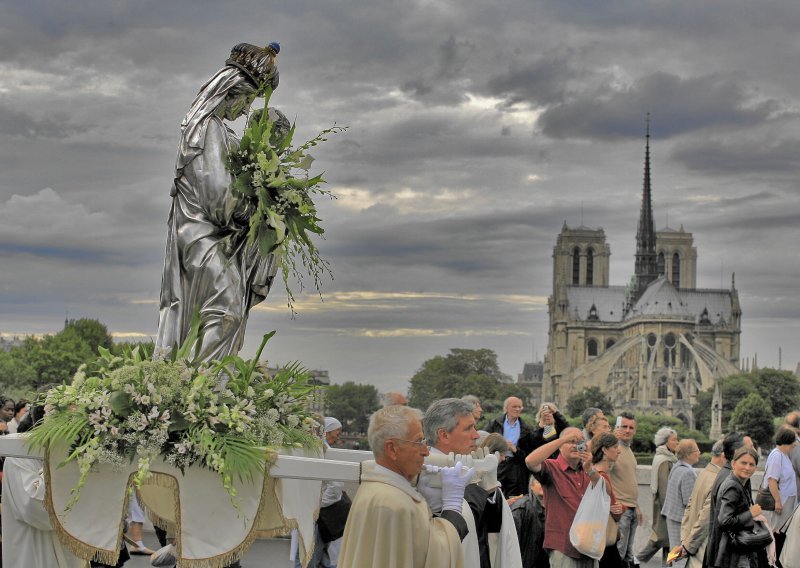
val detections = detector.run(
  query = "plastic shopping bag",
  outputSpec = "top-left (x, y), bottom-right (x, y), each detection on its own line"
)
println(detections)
top-left (569, 475), bottom-right (611, 560)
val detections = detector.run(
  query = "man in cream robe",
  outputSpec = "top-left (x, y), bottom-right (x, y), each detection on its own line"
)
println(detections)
top-left (417, 398), bottom-right (522, 568)
top-left (338, 405), bottom-right (470, 568)
top-left (2, 456), bottom-right (83, 568)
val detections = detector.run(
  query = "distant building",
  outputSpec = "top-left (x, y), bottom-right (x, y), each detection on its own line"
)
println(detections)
top-left (0, 336), bottom-right (24, 353)
top-left (267, 367), bottom-right (330, 416)
top-left (517, 362), bottom-right (544, 408)
top-left (543, 124), bottom-right (741, 427)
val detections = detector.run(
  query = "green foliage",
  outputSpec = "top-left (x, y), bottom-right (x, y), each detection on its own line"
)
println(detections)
top-left (627, 414), bottom-right (709, 453)
top-left (27, 330), bottom-right (322, 509)
top-left (325, 382), bottom-right (380, 433)
top-left (0, 349), bottom-right (37, 398)
top-left (407, 348), bottom-right (525, 411)
top-left (64, 318), bottom-right (113, 354)
top-left (24, 330), bottom-right (94, 388)
top-left (565, 387), bottom-right (614, 418)
top-left (753, 368), bottom-right (800, 417)
top-left (0, 318), bottom-right (115, 395)
top-left (693, 368), bottom-right (799, 433)
top-left (729, 393), bottom-right (774, 447)
top-left (227, 89), bottom-right (347, 315)
top-left (693, 375), bottom-right (756, 433)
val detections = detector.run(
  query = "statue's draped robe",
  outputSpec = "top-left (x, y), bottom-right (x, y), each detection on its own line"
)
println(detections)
top-left (156, 111), bottom-right (276, 361)
top-left (338, 461), bottom-right (464, 568)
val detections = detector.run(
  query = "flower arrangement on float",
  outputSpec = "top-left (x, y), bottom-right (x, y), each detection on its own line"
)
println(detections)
top-left (226, 86), bottom-right (347, 314)
top-left (26, 320), bottom-right (321, 510)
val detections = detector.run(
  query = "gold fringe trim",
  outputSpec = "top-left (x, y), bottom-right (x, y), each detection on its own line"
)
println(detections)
top-left (137, 475), bottom-right (178, 532)
top-left (43, 446), bottom-right (318, 568)
top-left (44, 447), bottom-right (134, 566)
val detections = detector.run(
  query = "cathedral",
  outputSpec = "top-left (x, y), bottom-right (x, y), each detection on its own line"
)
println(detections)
top-left (542, 125), bottom-right (741, 427)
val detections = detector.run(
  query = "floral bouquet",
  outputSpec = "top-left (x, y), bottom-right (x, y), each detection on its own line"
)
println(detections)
top-left (27, 324), bottom-right (321, 509)
top-left (227, 87), bottom-right (346, 313)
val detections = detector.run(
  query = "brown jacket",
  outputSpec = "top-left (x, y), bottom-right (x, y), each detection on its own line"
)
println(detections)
top-left (680, 461), bottom-right (721, 555)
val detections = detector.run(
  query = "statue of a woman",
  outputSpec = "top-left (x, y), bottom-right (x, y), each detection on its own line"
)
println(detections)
top-left (155, 43), bottom-right (280, 362)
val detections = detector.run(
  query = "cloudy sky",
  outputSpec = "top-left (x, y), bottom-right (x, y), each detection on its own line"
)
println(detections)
top-left (1, 0), bottom-right (799, 394)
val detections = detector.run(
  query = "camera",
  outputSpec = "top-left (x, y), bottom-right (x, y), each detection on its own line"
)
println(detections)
top-left (576, 441), bottom-right (587, 453)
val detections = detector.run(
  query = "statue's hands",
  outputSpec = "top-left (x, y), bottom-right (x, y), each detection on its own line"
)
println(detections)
top-left (478, 453), bottom-right (501, 491)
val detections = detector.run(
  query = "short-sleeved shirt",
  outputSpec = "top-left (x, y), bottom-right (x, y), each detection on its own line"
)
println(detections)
top-left (532, 454), bottom-right (591, 559)
top-left (764, 448), bottom-right (797, 503)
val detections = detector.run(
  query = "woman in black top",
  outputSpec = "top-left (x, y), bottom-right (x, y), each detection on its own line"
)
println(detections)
top-left (711, 446), bottom-right (770, 568)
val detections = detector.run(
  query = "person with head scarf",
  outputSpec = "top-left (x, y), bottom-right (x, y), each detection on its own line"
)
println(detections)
top-left (636, 427), bottom-right (678, 566)
top-left (155, 42), bottom-right (281, 362)
top-left (313, 417), bottom-right (350, 567)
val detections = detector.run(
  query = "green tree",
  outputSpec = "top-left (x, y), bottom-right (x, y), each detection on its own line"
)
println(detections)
top-left (0, 349), bottom-right (37, 398)
top-left (565, 387), bottom-right (614, 418)
top-left (753, 368), bottom-right (800, 418)
top-left (326, 382), bottom-right (380, 433)
top-left (693, 375), bottom-right (757, 433)
top-left (629, 414), bottom-right (708, 453)
top-left (729, 393), bottom-right (774, 447)
top-left (65, 318), bottom-right (113, 354)
top-left (407, 348), bottom-right (525, 411)
top-left (22, 330), bottom-right (93, 388)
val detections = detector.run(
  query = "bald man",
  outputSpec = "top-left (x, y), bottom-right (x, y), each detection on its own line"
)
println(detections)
top-left (486, 396), bottom-right (533, 497)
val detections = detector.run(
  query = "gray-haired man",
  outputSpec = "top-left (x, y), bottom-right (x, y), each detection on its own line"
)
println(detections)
top-left (417, 398), bottom-right (521, 568)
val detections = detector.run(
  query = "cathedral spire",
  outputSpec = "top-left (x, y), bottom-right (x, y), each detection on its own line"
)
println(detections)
top-left (633, 113), bottom-right (658, 301)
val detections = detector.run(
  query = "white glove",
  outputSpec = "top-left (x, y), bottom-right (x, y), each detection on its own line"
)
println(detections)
top-left (440, 461), bottom-right (475, 512)
top-left (418, 465), bottom-right (444, 513)
top-left (479, 452), bottom-right (501, 491)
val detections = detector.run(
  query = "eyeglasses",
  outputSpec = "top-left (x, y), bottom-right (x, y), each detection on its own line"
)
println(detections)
top-left (391, 438), bottom-right (429, 449)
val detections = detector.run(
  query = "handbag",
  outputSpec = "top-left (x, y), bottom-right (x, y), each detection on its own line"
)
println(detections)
top-left (569, 475), bottom-right (611, 560)
top-left (757, 448), bottom-right (788, 511)
top-left (728, 520), bottom-right (773, 552)
top-left (605, 515), bottom-right (619, 547)
top-left (755, 487), bottom-right (775, 511)
top-left (317, 491), bottom-right (352, 543)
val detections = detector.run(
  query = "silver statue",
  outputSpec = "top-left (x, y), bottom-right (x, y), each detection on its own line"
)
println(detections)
top-left (155, 43), bottom-right (280, 361)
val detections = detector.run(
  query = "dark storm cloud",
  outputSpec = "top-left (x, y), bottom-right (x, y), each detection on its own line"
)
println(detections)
top-left (538, 72), bottom-right (783, 140)
top-left (485, 47), bottom-right (580, 107)
top-left (673, 137), bottom-right (800, 175)
top-left (0, 103), bottom-right (86, 138)
top-left (1, 0), bottom-right (798, 381)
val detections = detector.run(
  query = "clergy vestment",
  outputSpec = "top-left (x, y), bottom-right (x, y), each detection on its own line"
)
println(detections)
top-left (338, 461), bottom-right (465, 568)
top-left (2, 457), bottom-right (83, 568)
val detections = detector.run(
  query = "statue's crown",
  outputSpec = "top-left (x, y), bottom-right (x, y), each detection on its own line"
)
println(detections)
top-left (226, 42), bottom-right (280, 90)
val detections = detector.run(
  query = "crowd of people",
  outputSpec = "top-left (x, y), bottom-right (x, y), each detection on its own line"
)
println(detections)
top-left (325, 397), bottom-right (800, 568)
top-left (2, 391), bottom-right (800, 568)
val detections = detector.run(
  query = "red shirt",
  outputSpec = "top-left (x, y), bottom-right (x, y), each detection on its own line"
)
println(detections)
top-left (534, 454), bottom-right (591, 559)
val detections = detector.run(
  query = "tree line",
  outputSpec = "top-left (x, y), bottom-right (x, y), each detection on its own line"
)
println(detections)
top-left (4, 319), bottom-right (796, 450)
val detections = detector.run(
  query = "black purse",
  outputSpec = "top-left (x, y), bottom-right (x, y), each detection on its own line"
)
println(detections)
top-left (317, 491), bottom-right (352, 543)
top-left (728, 520), bottom-right (773, 552)
top-left (755, 487), bottom-right (775, 511)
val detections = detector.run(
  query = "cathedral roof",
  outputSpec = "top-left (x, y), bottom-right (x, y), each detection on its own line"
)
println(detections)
top-left (565, 278), bottom-right (734, 324)
top-left (678, 289), bottom-right (734, 324)
top-left (627, 276), bottom-right (693, 319)
top-left (566, 286), bottom-right (627, 322)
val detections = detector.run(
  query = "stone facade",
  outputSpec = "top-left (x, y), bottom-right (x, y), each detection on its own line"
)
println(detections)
top-left (543, 131), bottom-right (741, 427)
